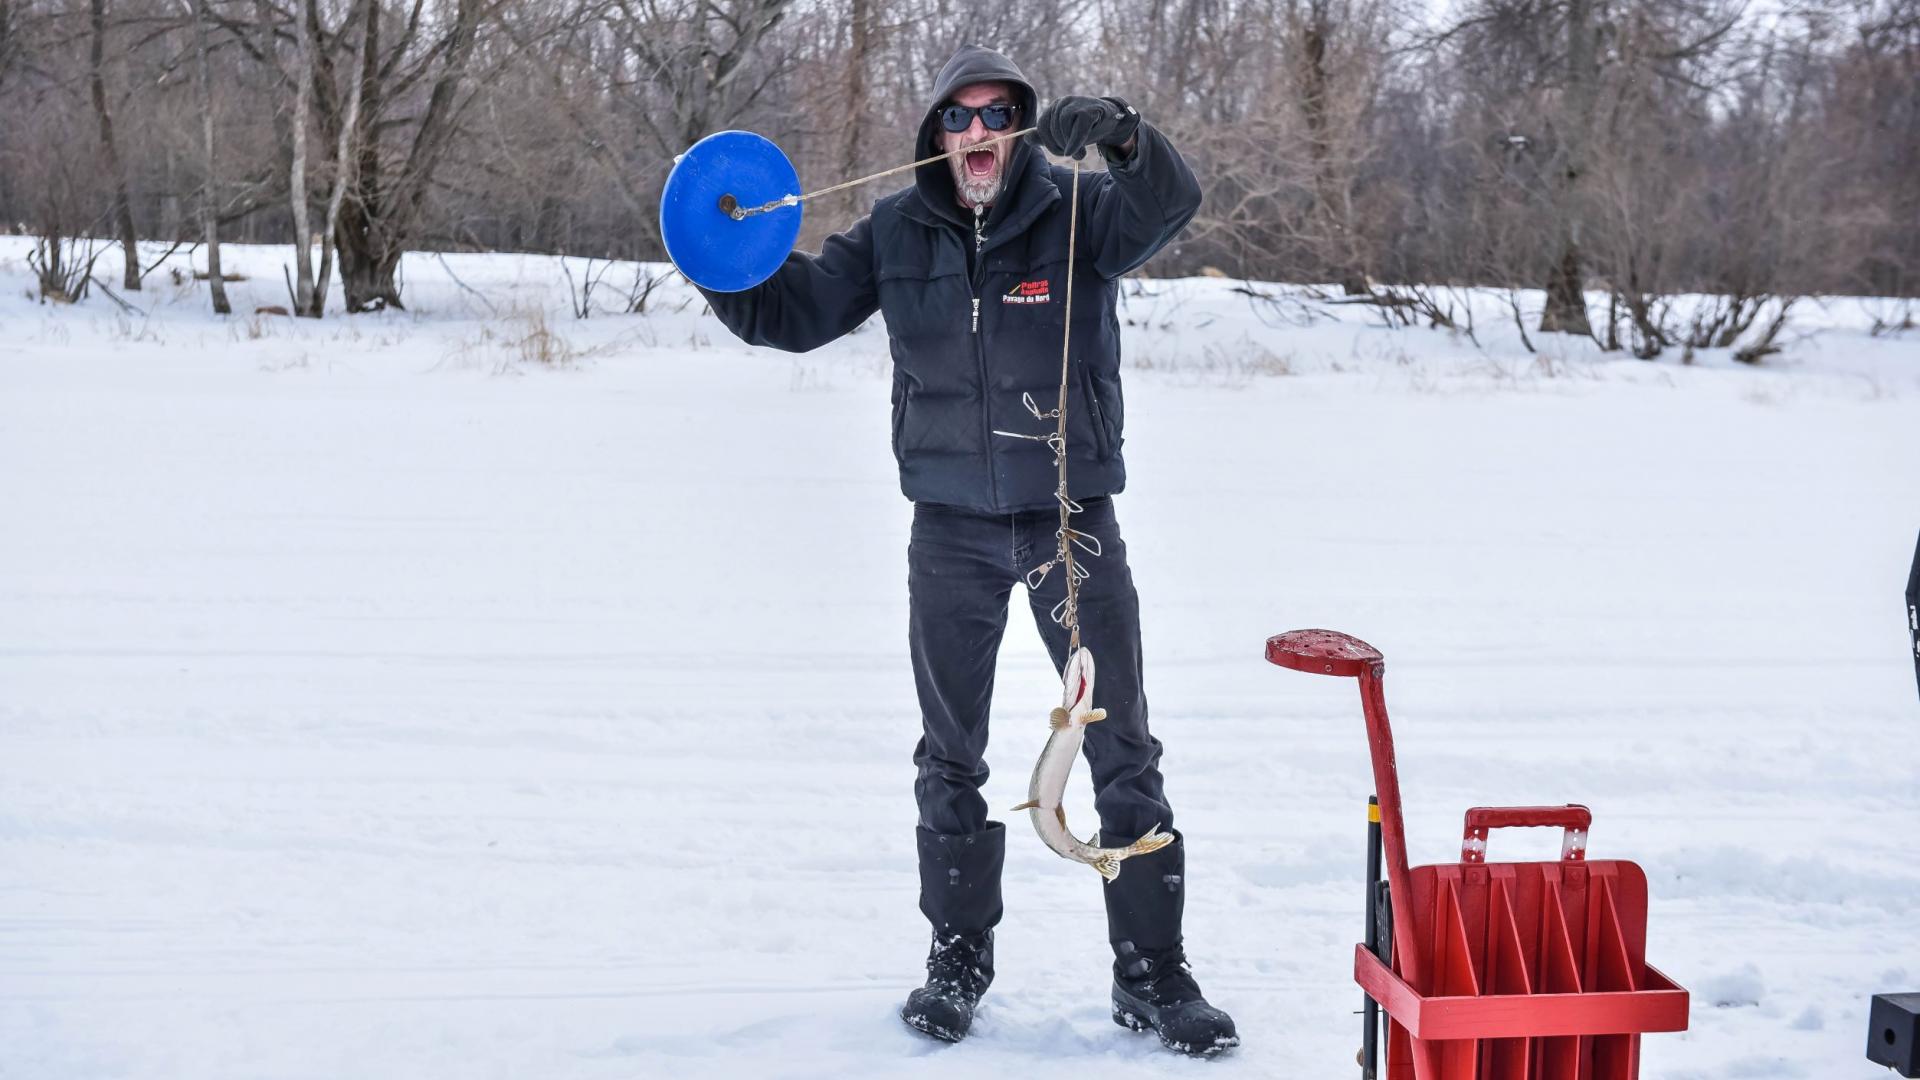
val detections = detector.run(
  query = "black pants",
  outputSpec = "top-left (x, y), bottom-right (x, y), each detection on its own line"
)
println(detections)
top-left (908, 496), bottom-right (1173, 841)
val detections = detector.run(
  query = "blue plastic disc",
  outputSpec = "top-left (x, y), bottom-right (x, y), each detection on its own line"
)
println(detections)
top-left (660, 131), bottom-right (803, 293)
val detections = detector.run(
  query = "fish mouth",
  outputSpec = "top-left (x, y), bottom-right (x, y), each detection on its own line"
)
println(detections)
top-left (964, 148), bottom-right (996, 176)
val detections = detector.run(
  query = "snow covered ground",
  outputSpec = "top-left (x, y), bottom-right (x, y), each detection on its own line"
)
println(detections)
top-left (2, 237), bottom-right (1917, 1079)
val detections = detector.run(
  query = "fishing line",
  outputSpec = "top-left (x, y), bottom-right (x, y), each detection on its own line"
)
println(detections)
top-left (988, 159), bottom-right (1092, 653)
top-left (1049, 160), bottom-right (1089, 654)
top-left (723, 127), bottom-right (1036, 220)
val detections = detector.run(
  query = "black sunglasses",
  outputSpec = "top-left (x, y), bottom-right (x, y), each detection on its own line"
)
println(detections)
top-left (938, 102), bottom-right (1019, 133)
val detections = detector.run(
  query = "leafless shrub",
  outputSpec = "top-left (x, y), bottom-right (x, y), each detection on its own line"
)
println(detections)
top-left (1230, 282), bottom-right (1327, 328)
top-left (1603, 291), bottom-right (1799, 363)
top-left (1868, 302), bottom-right (1915, 338)
top-left (1731, 301), bottom-right (1795, 365)
top-left (626, 266), bottom-right (680, 315)
top-left (1686, 293), bottom-right (1785, 350)
top-left (27, 232), bottom-right (101, 304)
top-left (1323, 283), bottom-right (1479, 345)
top-left (1506, 289), bottom-right (1536, 354)
top-left (560, 256), bottom-right (618, 319)
top-left (1604, 290), bottom-right (1674, 361)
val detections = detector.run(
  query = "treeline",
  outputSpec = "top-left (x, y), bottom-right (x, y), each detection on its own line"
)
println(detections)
top-left (0, 0), bottom-right (1914, 351)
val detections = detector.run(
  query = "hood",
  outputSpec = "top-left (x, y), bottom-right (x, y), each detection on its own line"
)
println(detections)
top-left (914, 45), bottom-right (1040, 226)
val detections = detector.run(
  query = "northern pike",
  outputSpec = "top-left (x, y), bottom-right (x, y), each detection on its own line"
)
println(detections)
top-left (1011, 648), bottom-right (1174, 882)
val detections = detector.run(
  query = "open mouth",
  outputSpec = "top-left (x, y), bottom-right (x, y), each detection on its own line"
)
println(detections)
top-left (964, 149), bottom-right (996, 177)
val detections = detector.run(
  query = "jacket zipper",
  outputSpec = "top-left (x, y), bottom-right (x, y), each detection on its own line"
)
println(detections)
top-left (971, 205), bottom-right (986, 334)
top-left (968, 206), bottom-right (998, 508)
top-left (1081, 363), bottom-right (1112, 459)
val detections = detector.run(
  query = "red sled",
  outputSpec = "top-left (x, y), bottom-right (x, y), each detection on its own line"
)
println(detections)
top-left (1266, 629), bottom-right (1689, 1080)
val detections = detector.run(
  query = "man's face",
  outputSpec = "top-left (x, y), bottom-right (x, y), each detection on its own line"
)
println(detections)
top-left (938, 81), bottom-right (1017, 210)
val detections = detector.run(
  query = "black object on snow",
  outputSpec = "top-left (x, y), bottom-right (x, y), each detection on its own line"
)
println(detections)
top-left (1103, 832), bottom-right (1239, 1056)
top-left (1907, 531), bottom-right (1918, 704)
top-left (1868, 992), bottom-right (1920, 1077)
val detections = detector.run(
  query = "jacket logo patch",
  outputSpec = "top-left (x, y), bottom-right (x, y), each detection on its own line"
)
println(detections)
top-left (1003, 279), bottom-right (1050, 304)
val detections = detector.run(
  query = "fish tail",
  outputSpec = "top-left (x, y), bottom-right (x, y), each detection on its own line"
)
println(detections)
top-left (1085, 826), bottom-right (1176, 883)
top-left (1125, 824), bottom-right (1176, 858)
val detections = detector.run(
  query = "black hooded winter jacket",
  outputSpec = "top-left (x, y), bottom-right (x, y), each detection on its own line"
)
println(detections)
top-left (697, 46), bottom-right (1202, 513)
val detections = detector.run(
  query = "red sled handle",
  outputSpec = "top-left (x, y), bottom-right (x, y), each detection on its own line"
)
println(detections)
top-left (1461, 804), bottom-right (1592, 863)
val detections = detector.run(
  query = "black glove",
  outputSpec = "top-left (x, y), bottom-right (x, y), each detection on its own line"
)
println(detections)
top-left (1036, 96), bottom-right (1141, 160)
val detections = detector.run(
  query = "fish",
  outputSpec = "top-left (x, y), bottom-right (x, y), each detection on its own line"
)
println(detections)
top-left (1011, 647), bottom-right (1174, 882)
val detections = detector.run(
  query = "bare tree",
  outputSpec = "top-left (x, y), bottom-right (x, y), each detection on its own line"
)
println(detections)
top-left (299, 0), bottom-right (492, 311)
top-left (1540, 0), bottom-right (1601, 335)
top-left (1824, 0), bottom-right (1920, 294)
top-left (184, 0), bottom-right (230, 313)
top-left (840, 0), bottom-right (872, 222)
top-left (287, 0), bottom-right (318, 315)
top-left (311, 0), bottom-right (366, 314)
top-left (1280, 0), bottom-right (1395, 293)
top-left (86, 0), bottom-right (142, 289)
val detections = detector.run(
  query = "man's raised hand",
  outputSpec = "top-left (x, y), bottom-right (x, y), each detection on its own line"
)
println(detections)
top-left (1036, 96), bottom-right (1141, 161)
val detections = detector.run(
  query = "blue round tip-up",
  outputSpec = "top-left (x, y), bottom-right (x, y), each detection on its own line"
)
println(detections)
top-left (660, 131), bottom-right (802, 293)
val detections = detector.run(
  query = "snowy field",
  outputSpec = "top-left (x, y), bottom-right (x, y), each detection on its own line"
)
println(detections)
top-left (2, 237), bottom-right (1918, 1080)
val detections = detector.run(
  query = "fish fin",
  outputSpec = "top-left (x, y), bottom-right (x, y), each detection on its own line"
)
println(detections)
top-left (1091, 854), bottom-right (1122, 883)
top-left (1048, 708), bottom-right (1071, 731)
top-left (1010, 799), bottom-right (1040, 812)
top-left (1126, 824), bottom-right (1177, 857)
top-left (1083, 708), bottom-right (1108, 724)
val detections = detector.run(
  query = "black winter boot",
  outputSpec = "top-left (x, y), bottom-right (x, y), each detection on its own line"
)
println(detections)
top-left (901, 822), bottom-right (1004, 1042)
top-left (1103, 831), bottom-right (1239, 1057)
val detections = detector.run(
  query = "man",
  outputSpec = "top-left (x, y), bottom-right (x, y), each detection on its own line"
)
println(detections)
top-left (695, 45), bottom-right (1235, 1056)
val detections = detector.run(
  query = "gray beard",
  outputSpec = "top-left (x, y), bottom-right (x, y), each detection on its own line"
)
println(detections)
top-left (951, 162), bottom-right (1003, 208)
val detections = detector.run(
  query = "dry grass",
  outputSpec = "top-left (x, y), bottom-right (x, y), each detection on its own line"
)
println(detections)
top-left (438, 305), bottom-right (647, 374)
top-left (1129, 335), bottom-right (1297, 385)
top-left (439, 306), bottom-right (578, 372)
top-left (107, 310), bottom-right (162, 344)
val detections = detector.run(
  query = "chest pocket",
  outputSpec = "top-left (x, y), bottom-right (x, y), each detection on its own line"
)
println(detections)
top-left (877, 236), bottom-right (967, 284)
top-left (877, 233), bottom-right (971, 348)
